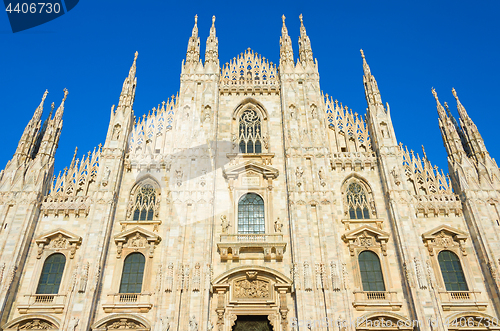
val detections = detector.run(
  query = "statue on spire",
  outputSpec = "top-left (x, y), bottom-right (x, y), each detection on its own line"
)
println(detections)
top-left (279, 14), bottom-right (294, 67)
top-left (298, 14), bottom-right (313, 63)
top-left (186, 15), bottom-right (200, 65)
top-left (205, 15), bottom-right (219, 67)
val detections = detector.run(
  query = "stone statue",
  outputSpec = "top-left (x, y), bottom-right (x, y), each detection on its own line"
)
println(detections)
top-left (68, 318), bottom-right (79, 331)
top-left (296, 166), bottom-right (304, 178)
top-left (274, 218), bottom-right (283, 233)
top-left (189, 316), bottom-right (198, 331)
top-left (161, 317), bottom-right (170, 331)
top-left (221, 215), bottom-right (230, 233)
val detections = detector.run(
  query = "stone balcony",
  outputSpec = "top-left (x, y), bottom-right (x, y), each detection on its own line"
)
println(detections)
top-left (17, 294), bottom-right (66, 314)
top-left (217, 234), bottom-right (286, 261)
top-left (352, 291), bottom-right (402, 311)
top-left (438, 291), bottom-right (487, 311)
top-left (102, 293), bottom-right (152, 313)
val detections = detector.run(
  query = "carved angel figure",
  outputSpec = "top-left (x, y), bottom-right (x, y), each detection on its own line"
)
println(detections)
top-left (274, 218), bottom-right (283, 233)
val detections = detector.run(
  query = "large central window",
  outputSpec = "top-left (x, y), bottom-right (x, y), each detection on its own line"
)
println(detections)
top-left (238, 108), bottom-right (262, 153)
top-left (238, 193), bottom-right (265, 234)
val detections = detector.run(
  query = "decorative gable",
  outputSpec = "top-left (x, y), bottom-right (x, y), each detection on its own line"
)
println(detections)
top-left (223, 160), bottom-right (279, 191)
top-left (35, 228), bottom-right (82, 259)
top-left (422, 225), bottom-right (468, 256)
top-left (114, 226), bottom-right (161, 258)
top-left (342, 225), bottom-right (390, 256)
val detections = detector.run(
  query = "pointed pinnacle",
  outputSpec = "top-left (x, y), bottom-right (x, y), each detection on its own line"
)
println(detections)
top-left (299, 13), bottom-right (303, 23)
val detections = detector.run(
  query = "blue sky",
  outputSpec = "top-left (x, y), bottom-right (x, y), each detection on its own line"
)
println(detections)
top-left (1, 1), bottom-right (499, 175)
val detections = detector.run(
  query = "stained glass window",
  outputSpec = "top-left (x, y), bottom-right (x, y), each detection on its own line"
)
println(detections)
top-left (238, 193), bottom-right (265, 234)
top-left (358, 251), bottom-right (385, 291)
top-left (119, 253), bottom-right (145, 293)
top-left (347, 182), bottom-right (370, 219)
top-left (132, 184), bottom-right (156, 221)
top-left (36, 253), bottom-right (66, 294)
top-left (438, 250), bottom-right (468, 291)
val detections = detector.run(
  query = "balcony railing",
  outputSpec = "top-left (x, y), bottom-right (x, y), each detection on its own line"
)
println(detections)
top-left (352, 291), bottom-right (402, 311)
top-left (220, 234), bottom-right (283, 243)
top-left (17, 294), bottom-right (66, 314)
top-left (103, 293), bottom-right (152, 313)
top-left (437, 291), bottom-right (487, 311)
top-left (217, 234), bottom-right (286, 261)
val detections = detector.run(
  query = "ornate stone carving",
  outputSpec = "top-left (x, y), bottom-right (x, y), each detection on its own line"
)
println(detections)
top-left (233, 278), bottom-right (270, 298)
top-left (414, 257), bottom-right (427, 290)
top-left (274, 217), bottom-right (283, 232)
top-left (189, 316), bottom-right (198, 331)
top-left (106, 319), bottom-right (144, 329)
top-left (14, 319), bottom-right (56, 330)
top-left (192, 263), bottom-right (201, 292)
top-left (78, 262), bottom-right (89, 293)
top-left (35, 229), bottom-right (82, 259)
top-left (165, 262), bottom-right (174, 292)
top-left (342, 226), bottom-right (390, 256)
top-left (422, 225), bottom-right (468, 256)
top-left (330, 261), bottom-right (340, 291)
top-left (303, 261), bottom-right (312, 291)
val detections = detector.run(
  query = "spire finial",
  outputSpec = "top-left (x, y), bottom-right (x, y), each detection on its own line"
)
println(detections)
top-left (360, 49), bottom-right (371, 76)
top-left (422, 145), bottom-right (427, 159)
top-left (195, 14), bottom-right (198, 24)
top-left (452, 87), bottom-right (458, 100)
top-left (299, 13), bottom-right (303, 24)
top-left (70, 146), bottom-right (78, 169)
top-left (432, 88), bottom-right (447, 119)
top-left (282, 14), bottom-right (286, 24)
top-left (212, 15), bottom-right (215, 25)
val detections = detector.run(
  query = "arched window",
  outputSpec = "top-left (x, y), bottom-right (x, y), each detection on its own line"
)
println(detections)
top-left (119, 253), bottom-right (145, 293)
top-left (36, 253), bottom-right (66, 294)
top-left (132, 184), bottom-right (157, 221)
top-left (358, 251), bottom-right (385, 291)
top-left (347, 182), bottom-right (370, 219)
top-left (238, 193), bottom-right (265, 234)
top-left (238, 108), bottom-right (263, 153)
top-left (438, 250), bottom-right (468, 291)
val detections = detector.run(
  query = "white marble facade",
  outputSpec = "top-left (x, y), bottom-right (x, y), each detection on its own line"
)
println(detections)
top-left (0, 15), bottom-right (499, 331)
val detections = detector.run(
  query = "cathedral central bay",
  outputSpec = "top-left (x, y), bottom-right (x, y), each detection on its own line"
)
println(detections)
top-left (1, 15), bottom-right (500, 331)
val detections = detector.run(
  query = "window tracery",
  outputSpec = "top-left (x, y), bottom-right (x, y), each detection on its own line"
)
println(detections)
top-left (126, 179), bottom-right (160, 221)
top-left (238, 108), bottom-right (263, 154)
top-left (346, 182), bottom-right (370, 219)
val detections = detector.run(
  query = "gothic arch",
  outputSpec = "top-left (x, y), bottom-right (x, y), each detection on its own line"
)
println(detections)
top-left (3, 315), bottom-right (61, 331)
top-left (126, 176), bottom-right (161, 220)
top-left (232, 98), bottom-right (268, 120)
top-left (91, 314), bottom-right (151, 331)
top-left (341, 174), bottom-right (376, 219)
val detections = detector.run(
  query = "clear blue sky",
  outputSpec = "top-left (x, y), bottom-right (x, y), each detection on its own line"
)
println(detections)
top-left (1, 1), bottom-right (499, 175)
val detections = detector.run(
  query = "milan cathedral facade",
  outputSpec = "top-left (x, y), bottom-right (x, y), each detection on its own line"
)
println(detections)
top-left (0, 15), bottom-right (499, 331)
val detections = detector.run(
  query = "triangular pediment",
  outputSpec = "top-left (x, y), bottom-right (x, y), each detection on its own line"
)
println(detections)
top-left (422, 225), bottom-right (467, 241)
top-left (342, 225), bottom-right (390, 242)
top-left (223, 160), bottom-right (279, 180)
top-left (35, 228), bottom-right (82, 245)
top-left (114, 226), bottom-right (161, 244)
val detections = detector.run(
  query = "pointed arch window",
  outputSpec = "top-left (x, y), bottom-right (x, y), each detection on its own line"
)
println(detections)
top-left (119, 253), bottom-right (145, 293)
top-left (238, 108), bottom-right (263, 154)
top-left (132, 184), bottom-right (157, 221)
top-left (347, 182), bottom-right (370, 219)
top-left (36, 253), bottom-right (66, 294)
top-left (358, 251), bottom-right (385, 291)
top-left (438, 250), bottom-right (468, 291)
top-left (238, 193), bottom-right (265, 234)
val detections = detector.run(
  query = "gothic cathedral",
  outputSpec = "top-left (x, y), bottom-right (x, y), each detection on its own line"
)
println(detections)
top-left (1, 15), bottom-right (500, 331)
